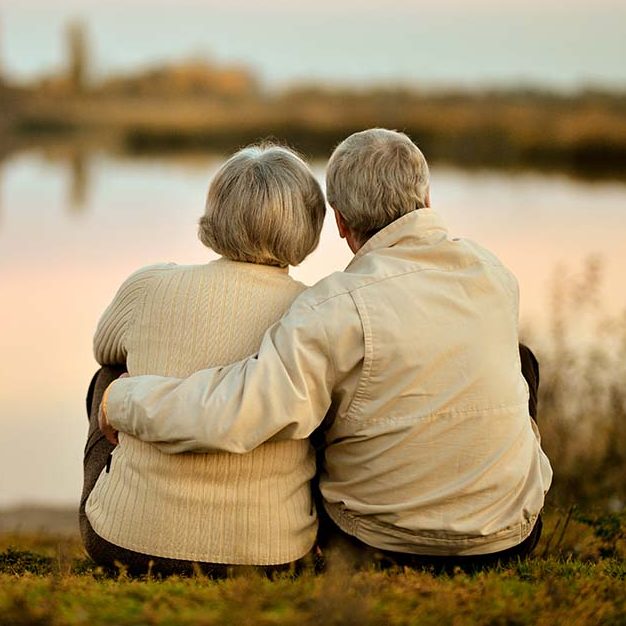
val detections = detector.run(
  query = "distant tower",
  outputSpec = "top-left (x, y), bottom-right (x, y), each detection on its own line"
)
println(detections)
top-left (66, 21), bottom-right (89, 93)
top-left (0, 16), bottom-right (5, 86)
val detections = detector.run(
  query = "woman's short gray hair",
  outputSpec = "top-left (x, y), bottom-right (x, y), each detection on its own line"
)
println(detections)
top-left (199, 144), bottom-right (326, 267)
top-left (326, 129), bottom-right (430, 240)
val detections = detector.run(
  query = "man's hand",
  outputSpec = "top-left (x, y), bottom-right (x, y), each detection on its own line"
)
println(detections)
top-left (98, 373), bottom-right (129, 445)
top-left (98, 399), bottom-right (118, 445)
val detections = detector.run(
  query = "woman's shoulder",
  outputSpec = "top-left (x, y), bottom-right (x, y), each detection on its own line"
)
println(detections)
top-left (284, 275), bottom-right (308, 295)
top-left (112, 262), bottom-right (177, 298)
top-left (142, 258), bottom-right (310, 304)
top-left (126, 262), bottom-right (177, 280)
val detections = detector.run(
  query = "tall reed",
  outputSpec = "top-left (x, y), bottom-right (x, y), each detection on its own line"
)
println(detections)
top-left (531, 257), bottom-right (626, 509)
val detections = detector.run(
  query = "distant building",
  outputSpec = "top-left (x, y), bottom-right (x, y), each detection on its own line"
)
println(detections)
top-left (31, 20), bottom-right (90, 95)
top-left (99, 59), bottom-right (258, 100)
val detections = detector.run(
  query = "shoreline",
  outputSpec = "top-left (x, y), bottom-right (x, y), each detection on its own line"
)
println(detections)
top-left (0, 505), bottom-right (79, 537)
top-left (3, 87), bottom-right (626, 181)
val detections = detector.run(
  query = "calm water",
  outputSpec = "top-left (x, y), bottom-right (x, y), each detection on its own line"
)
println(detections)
top-left (1, 150), bottom-right (625, 507)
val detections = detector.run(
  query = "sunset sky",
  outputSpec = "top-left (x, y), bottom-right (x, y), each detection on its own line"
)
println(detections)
top-left (1, 0), bottom-right (625, 89)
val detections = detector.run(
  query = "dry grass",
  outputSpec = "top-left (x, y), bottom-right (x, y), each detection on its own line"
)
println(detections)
top-left (1, 508), bottom-right (624, 626)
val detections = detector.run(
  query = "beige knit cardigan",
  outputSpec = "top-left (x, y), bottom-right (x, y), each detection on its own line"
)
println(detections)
top-left (86, 258), bottom-right (317, 565)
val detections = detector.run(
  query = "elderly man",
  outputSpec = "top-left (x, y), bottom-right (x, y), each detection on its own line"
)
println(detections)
top-left (101, 129), bottom-right (552, 571)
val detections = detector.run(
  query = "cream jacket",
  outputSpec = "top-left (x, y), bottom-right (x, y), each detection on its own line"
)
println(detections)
top-left (107, 209), bottom-right (553, 556)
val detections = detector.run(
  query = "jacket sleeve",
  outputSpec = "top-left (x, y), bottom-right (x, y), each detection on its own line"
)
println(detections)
top-left (93, 264), bottom-right (169, 366)
top-left (105, 295), bottom-right (363, 454)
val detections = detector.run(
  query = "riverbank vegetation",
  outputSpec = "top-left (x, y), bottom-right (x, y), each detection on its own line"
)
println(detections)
top-left (3, 22), bottom-right (625, 178)
top-left (3, 81), bottom-right (626, 179)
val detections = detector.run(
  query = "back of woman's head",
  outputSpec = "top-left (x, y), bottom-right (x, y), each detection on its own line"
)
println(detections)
top-left (199, 144), bottom-right (326, 267)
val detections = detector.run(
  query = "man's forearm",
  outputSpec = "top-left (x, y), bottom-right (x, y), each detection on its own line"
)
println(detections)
top-left (103, 291), bottom-right (364, 453)
top-left (106, 365), bottom-right (326, 453)
top-left (104, 306), bottom-right (336, 453)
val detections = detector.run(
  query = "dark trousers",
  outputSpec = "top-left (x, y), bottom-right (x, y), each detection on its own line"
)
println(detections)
top-left (80, 366), bottom-right (300, 577)
top-left (315, 343), bottom-right (543, 573)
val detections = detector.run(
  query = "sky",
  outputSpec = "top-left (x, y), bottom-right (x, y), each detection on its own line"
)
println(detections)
top-left (1, 0), bottom-right (625, 90)
top-left (3, 0), bottom-right (625, 7)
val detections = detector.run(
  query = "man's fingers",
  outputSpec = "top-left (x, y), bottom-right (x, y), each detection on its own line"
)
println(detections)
top-left (103, 424), bottom-right (119, 445)
top-left (99, 411), bottom-right (119, 445)
top-left (98, 396), bottom-right (119, 445)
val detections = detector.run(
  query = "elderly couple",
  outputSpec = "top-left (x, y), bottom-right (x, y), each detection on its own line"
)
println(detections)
top-left (80, 128), bottom-right (552, 576)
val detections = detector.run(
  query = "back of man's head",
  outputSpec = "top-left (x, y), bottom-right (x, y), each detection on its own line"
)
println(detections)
top-left (326, 128), bottom-right (430, 242)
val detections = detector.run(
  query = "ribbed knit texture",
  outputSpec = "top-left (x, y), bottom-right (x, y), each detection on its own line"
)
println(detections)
top-left (86, 258), bottom-right (317, 565)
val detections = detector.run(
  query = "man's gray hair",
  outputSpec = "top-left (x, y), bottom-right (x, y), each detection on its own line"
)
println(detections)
top-left (326, 128), bottom-right (430, 240)
top-left (199, 144), bottom-right (326, 267)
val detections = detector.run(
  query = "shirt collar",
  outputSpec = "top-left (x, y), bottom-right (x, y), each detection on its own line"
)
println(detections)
top-left (349, 209), bottom-right (448, 265)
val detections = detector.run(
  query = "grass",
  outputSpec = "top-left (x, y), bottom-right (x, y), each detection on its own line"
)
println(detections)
top-left (1, 509), bottom-right (624, 626)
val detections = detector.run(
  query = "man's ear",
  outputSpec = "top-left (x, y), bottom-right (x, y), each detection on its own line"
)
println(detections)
top-left (333, 208), bottom-right (349, 239)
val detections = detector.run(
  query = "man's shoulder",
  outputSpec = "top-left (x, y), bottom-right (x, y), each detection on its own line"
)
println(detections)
top-left (459, 239), bottom-right (519, 289)
top-left (460, 238), bottom-right (505, 267)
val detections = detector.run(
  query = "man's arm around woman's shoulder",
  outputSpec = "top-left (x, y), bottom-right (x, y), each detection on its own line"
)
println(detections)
top-left (103, 290), bottom-right (363, 454)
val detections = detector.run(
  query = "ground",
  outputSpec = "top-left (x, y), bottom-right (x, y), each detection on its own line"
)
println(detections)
top-left (1, 508), bottom-right (624, 626)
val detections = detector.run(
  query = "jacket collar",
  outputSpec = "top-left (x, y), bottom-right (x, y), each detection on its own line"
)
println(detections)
top-left (349, 209), bottom-right (448, 265)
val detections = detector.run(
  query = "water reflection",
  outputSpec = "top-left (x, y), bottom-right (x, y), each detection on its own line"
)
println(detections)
top-left (0, 149), bottom-right (625, 508)
top-left (68, 149), bottom-right (89, 212)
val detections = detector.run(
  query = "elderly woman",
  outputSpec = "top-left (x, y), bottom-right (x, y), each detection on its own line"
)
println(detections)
top-left (79, 144), bottom-right (326, 576)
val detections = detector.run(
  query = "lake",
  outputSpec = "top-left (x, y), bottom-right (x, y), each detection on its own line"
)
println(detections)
top-left (0, 150), bottom-right (625, 507)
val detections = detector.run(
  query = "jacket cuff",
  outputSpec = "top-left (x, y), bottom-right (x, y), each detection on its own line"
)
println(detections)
top-left (104, 378), bottom-right (131, 433)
